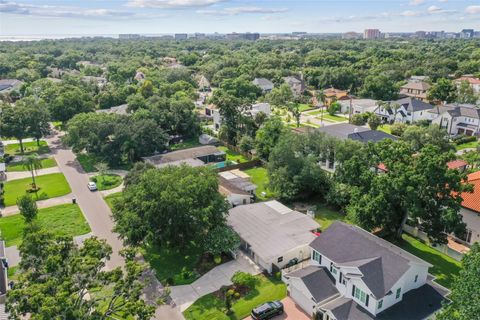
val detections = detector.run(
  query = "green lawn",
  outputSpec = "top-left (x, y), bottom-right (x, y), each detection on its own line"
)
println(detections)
top-left (378, 124), bottom-right (393, 135)
top-left (314, 203), bottom-right (349, 231)
top-left (243, 167), bottom-right (274, 200)
top-left (90, 174), bottom-right (122, 191)
top-left (7, 157), bottom-right (57, 172)
top-left (3, 173), bottom-right (71, 206)
top-left (297, 104), bottom-right (313, 112)
top-left (316, 113), bottom-right (347, 122)
top-left (104, 192), bottom-right (123, 209)
top-left (218, 146), bottom-right (249, 163)
top-left (0, 204), bottom-right (90, 247)
top-left (142, 243), bottom-right (204, 285)
top-left (4, 141), bottom-right (50, 156)
top-left (76, 153), bottom-right (99, 173)
top-left (184, 275), bottom-right (287, 320)
top-left (170, 136), bottom-right (201, 151)
top-left (7, 266), bottom-right (18, 280)
top-left (456, 140), bottom-right (479, 151)
top-left (394, 234), bottom-right (461, 289)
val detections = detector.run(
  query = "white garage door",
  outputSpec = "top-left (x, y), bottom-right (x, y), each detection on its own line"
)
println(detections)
top-left (290, 285), bottom-right (315, 316)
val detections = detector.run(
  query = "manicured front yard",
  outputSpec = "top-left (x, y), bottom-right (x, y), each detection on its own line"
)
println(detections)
top-left (394, 234), bottom-right (461, 289)
top-left (378, 124), bottom-right (393, 135)
top-left (218, 146), bottom-right (250, 163)
top-left (142, 243), bottom-right (204, 285)
top-left (0, 204), bottom-right (91, 247)
top-left (3, 173), bottom-right (71, 206)
top-left (243, 167), bottom-right (274, 200)
top-left (7, 157), bottom-right (57, 172)
top-left (183, 275), bottom-right (287, 320)
top-left (456, 140), bottom-right (478, 151)
top-left (316, 113), bottom-right (347, 122)
top-left (4, 141), bottom-right (50, 156)
top-left (90, 174), bottom-right (122, 191)
top-left (104, 192), bottom-right (123, 209)
top-left (297, 103), bottom-right (313, 112)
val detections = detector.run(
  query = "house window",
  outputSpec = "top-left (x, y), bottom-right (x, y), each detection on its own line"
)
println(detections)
top-left (312, 251), bottom-right (322, 264)
top-left (354, 286), bottom-right (367, 304)
top-left (396, 288), bottom-right (401, 299)
top-left (378, 299), bottom-right (383, 309)
top-left (277, 257), bottom-right (283, 263)
top-left (414, 275), bottom-right (418, 283)
top-left (330, 262), bottom-right (337, 275)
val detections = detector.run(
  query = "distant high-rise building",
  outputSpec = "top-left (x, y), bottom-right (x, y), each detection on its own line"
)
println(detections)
top-left (226, 32), bottom-right (260, 41)
top-left (174, 33), bottom-right (188, 41)
top-left (415, 31), bottom-right (426, 38)
top-left (119, 34), bottom-right (141, 39)
top-left (244, 33), bottom-right (260, 41)
top-left (460, 29), bottom-right (474, 39)
top-left (363, 29), bottom-right (381, 39)
top-left (343, 32), bottom-right (362, 40)
top-left (194, 33), bottom-right (206, 39)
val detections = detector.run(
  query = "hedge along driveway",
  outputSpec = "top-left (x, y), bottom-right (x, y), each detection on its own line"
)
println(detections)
top-left (3, 173), bottom-right (71, 206)
top-left (0, 204), bottom-right (91, 247)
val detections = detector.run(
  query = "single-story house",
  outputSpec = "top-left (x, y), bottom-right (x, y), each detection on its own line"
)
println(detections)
top-left (284, 222), bottom-right (446, 320)
top-left (0, 79), bottom-right (23, 94)
top-left (227, 201), bottom-right (320, 273)
top-left (253, 78), bottom-right (274, 93)
top-left (323, 88), bottom-right (349, 107)
top-left (143, 145), bottom-right (226, 168)
top-left (218, 170), bottom-right (257, 206)
top-left (338, 99), bottom-right (378, 115)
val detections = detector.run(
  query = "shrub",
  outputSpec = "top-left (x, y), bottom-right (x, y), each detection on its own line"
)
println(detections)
top-left (390, 123), bottom-right (408, 137)
top-left (275, 272), bottom-right (282, 280)
top-left (214, 255), bottom-right (222, 264)
top-left (351, 114), bottom-right (366, 126)
top-left (231, 271), bottom-right (259, 289)
top-left (453, 135), bottom-right (477, 145)
top-left (166, 277), bottom-right (174, 286)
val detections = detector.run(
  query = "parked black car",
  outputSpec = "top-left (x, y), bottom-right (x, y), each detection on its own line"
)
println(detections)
top-left (251, 300), bottom-right (284, 320)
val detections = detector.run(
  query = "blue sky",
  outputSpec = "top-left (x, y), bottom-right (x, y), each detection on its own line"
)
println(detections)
top-left (0, 0), bottom-right (479, 35)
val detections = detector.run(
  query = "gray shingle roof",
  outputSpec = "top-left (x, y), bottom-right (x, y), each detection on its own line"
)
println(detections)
top-left (143, 146), bottom-right (223, 166)
top-left (287, 266), bottom-right (339, 303)
top-left (253, 78), bottom-right (274, 89)
top-left (316, 124), bottom-right (397, 144)
top-left (393, 97), bottom-right (434, 112)
top-left (428, 104), bottom-right (480, 119)
top-left (322, 297), bottom-right (374, 320)
top-left (310, 222), bottom-right (430, 298)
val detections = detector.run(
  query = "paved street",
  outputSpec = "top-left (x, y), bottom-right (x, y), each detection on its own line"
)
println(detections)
top-left (45, 130), bottom-right (125, 270)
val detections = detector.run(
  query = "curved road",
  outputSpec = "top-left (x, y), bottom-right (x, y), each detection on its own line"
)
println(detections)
top-left (46, 130), bottom-right (125, 269)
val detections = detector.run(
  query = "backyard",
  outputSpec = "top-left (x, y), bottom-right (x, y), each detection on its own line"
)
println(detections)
top-left (313, 202), bottom-right (350, 231)
top-left (90, 174), bottom-right (123, 191)
top-left (170, 136), bottom-right (201, 151)
top-left (0, 204), bottom-right (91, 247)
top-left (218, 146), bottom-right (250, 163)
top-left (183, 275), bottom-right (287, 320)
top-left (7, 157), bottom-right (57, 172)
top-left (242, 167), bottom-right (274, 200)
top-left (455, 140), bottom-right (478, 151)
top-left (3, 173), bottom-right (71, 206)
top-left (4, 141), bottom-right (50, 156)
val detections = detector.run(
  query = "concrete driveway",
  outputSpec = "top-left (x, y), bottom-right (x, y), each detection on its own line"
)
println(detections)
top-left (244, 297), bottom-right (310, 320)
top-left (170, 251), bottom-right (261, 312)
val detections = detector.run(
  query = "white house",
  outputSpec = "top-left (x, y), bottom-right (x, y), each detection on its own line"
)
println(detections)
top-left (218, 170), bottom-right (257, 207)
top-left (212, 103), bottom-right (271, 131)
top-left (428, 104), bottom-right (480, 136)
top-left (338, 99), bottom-right (378, 115)
top-left (284, 222), bottom-right (445, 320)
top-left (227, 201), bottom-right (319, 273)
top-left (375, 97), bottom-right (434, 124)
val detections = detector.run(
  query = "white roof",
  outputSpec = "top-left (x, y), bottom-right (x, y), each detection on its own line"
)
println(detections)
top-left (227, 201), bottom-right (320, 262)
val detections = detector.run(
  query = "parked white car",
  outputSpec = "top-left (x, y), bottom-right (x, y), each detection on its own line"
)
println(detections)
top-left (87, 182), bottom-right (97, 191)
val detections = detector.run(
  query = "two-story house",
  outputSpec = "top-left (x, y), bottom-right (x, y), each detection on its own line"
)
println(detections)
top-left (399, 81), bottom-right (431, 102)
top-left (284, 222), bottom-right (445, 320)
top-left (376, 97), bottom-right (434, 124)
top-left (454, 75), bottom-right (480, 95)
top-left (428, 103), bottom-right (480, 136)
top-left (283, 76), bottom-right (305, 96)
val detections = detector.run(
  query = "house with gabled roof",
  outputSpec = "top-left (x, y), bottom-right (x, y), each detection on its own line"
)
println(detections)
top-left (428, 103), bottom-right (480, 136)
top-left (284, 222), bottom-right (446, 320)
top-left (399, 81), bottom-right (431, 102)
top-left (376, 97), bottom-right (434, 124)
top-left (253, 78), bottom-right (274, 93)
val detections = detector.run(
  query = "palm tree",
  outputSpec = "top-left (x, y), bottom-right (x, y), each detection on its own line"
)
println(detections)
top-left (23, 153), bottom-right (42, 191)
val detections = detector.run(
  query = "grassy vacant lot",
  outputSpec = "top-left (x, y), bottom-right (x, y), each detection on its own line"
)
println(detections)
top-left (243, 167), bottom-right (274, 200)
top-left (314, 203), bottom-right (350, 231)
top-left (5, 141), bottom-right (50, 156)
top-left (395, 234), bottom-right (461, 289)
top-left (456, 140), bottom-right (478, 151)
top-left (218, 146), bottom-right (249, 163)
top-left (378, 124), bottom-right (393, 135)
top-left (90, 174), bottom-right (122, 191)
top-left (104, 192), bottom-right (123, 209)
top-left (170, 136), bottom-right (201, 151)
top-left (183, 275), bottom-right (287, 320)
top-left (0, 204), bottom-right (90, 247)
top-left (7, 157), bottom-right (57, 172)
top-left (3, 173), bottom-right (71, 206)
top-left (142, 243), bottom-right (204, 285)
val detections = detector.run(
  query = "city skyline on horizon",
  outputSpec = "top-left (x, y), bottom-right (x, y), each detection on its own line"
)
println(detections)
top-left (0, 0), bottom-right (479, 36)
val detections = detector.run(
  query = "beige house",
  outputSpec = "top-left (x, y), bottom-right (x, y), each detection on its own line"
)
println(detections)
top-left (399, 81), bottom-right (431, 102)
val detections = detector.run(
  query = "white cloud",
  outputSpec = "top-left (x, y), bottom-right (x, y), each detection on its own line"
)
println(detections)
top-left (427, 5), bottom-right (442, 13)
top-left (438, 0), bottom-right (448, 2)
top-left (401, 10), bottom-right (419, 16)
top-left (465, 5), bottom-right (480, 14)
top-left (126, 0), bottom-right (227, 9)
top-left (409, 0), bottom-right (425, 6)
top-left (0, 1), bottom-right (135, 18)
top-left (198, 6), bottom-right (288, 16)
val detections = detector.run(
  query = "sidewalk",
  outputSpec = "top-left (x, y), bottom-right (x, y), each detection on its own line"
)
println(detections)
top-left (6, 166), bottom-right (61, 181)
top-left (101, 183), bottom-right (124, 197)
top-left (1, 138), bottom-right (35, 145)
top-left (1, 194), bottom-right (74, 216)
